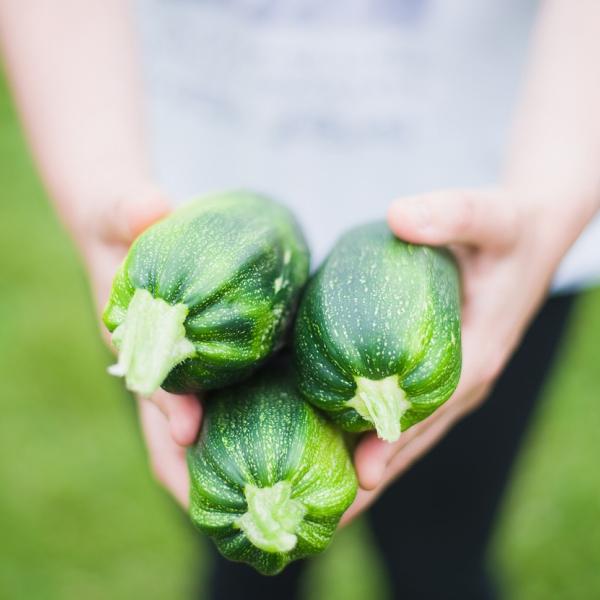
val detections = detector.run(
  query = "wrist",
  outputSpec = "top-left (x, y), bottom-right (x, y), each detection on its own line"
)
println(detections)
top-left (506, 184), bottom-right (598, 264)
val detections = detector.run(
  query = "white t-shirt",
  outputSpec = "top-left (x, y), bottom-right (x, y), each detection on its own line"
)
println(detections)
top-left (136, 0), bottom-right (600, 292)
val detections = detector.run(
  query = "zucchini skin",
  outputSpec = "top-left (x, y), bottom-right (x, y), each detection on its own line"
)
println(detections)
top-left (187, 364), bottom-right (357, 575)
top-left (294, 222), bottom-right (461, 436)
top-left (103, 191), bottom-right (309, 393)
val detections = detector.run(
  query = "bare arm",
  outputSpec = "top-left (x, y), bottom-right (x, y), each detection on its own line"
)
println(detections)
top-left (0, 0), bottom-right (198, 506)
top-left (348, 0), bottom-right (600, 521)
top-left (506, 0), bottom-right (600, 214)
top-left (0, 0), bottom-right (160, 249)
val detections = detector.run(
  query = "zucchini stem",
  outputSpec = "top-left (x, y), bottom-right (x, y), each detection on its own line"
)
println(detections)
top-left (235, 482), bottom-right (305, 554)
top-left (347, 375), bottom-right (411, 442)
top-left (108, 289), bottom-right (195, 396)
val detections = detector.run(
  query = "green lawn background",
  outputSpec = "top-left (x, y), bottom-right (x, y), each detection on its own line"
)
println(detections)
top-left (1, 71), bottom-right (599, 599)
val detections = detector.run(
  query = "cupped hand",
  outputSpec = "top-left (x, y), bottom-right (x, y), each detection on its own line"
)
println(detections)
top-left (82, 187), bottom-right (200, 508)
top-left (342, 187), bottom-right (582, 525)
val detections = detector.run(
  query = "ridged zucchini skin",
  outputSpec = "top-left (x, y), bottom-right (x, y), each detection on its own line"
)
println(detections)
top-left (294, 222), bottom-right (461, 440)
top-left (187, 365), bottom-right (357, 575)
top-left (103, 191), bottom-right (309, 394)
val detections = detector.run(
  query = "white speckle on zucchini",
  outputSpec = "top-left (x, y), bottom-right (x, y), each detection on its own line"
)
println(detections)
top-left (273, 275), bottom-right (284, 293)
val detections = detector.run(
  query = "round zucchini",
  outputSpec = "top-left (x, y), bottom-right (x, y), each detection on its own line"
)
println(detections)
top-left (103, 191), bottom-right (309, 396)
top-left (187, 365), bottom-right (357, 575)
top-left (294, 222), bottom-right (461, 442)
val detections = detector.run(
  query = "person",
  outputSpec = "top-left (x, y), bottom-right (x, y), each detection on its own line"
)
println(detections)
top-left (1, 1), bottom-right (599, 597)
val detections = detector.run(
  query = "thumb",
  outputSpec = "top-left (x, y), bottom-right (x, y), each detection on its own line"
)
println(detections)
top-left (99, 185), bottom-right (171, 244)
top-left (387, 189), bottom-right (517, 250)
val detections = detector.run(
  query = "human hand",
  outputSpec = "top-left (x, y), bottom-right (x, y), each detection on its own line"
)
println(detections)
top-left (342, 187), bottom-right (592, 524)
top-left (80, 187), bottom-right (200, 508)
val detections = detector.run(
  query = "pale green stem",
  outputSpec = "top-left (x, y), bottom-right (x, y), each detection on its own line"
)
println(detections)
top-left (347, 375), bottom-right (411, 442)
top-left (235, 482), bottom-right (306, 553)
top-left (108, 289), bottom-right (195, 396)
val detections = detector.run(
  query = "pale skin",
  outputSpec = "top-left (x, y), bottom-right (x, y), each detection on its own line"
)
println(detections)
top-left (1, 0), bottom-right (599, 522)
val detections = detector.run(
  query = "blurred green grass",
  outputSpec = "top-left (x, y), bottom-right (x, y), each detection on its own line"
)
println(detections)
top-left (1, 70), bottom-right (599, 599)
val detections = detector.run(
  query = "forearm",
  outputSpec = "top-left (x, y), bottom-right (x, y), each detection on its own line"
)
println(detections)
top-left (0, 0), bottom-right (157, 251)
top-left (505, 0), bottom-right (600, 244)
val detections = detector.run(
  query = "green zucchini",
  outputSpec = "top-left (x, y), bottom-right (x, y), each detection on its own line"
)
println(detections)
top-left (294, 222), bottom-right (461, 442)
top-left (187, 364), bottom-right (357, 575)
top-left (103, 191), bottom-right (309, 396)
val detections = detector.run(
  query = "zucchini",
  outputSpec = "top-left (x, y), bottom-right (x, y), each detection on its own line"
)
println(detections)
top-left (187, 364), bottom-right (357, 575)
top-left (294, 222), bottom-right (461, 442)
top-left (103, 191), bottom-right (309, 396)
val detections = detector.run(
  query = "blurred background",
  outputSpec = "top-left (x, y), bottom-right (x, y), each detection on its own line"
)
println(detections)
top-left (1, 63), bottom-right (600, 600)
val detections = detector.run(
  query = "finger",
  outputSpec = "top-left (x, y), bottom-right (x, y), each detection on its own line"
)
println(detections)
top-left (387, 189), bottom-right (517, 250)
top-left (382, 410), bottom-right (458, 486)
top-left (98, 185), bottom-right (171, 244)
top-left (126, 189), bottom-right (171, 239)
top-left (353, 415), bottom-right (436, 490)
top-left (344, 407), bottom-right (463, 526)
top-left (138, 398), bottom-right (190, 508)
top-left (149, 390), bottom-right (203, 447)
top-left (345, 402), bottom-right (469, 526)
top-left (339, 487), bottom-right (374, 527)
top-left (353, 433), bottom-right (394, 490)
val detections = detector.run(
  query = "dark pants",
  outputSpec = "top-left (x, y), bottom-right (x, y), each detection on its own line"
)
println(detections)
top-left (205, 294), bottom-right (576, 600)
